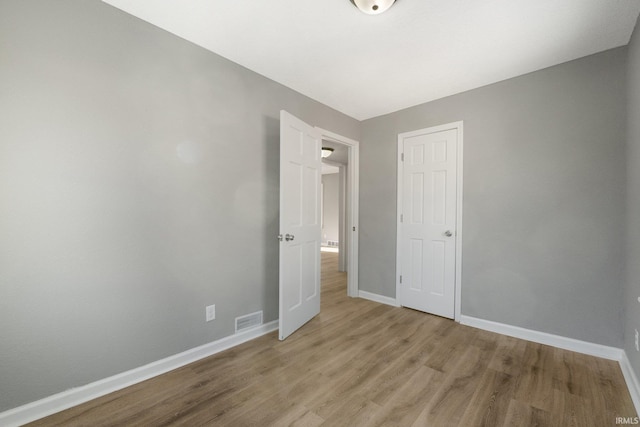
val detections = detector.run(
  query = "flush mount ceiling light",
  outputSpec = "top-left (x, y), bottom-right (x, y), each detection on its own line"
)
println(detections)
top-left (350, 0), bottom-right (396, 15)
top-left (321, 147), bottom-right (334, 158)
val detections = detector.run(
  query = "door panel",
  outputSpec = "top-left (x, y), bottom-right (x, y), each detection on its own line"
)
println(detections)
top-left (400, 128), bottom-right (458, 319)
top-left (409, 239), bottom-right (424, 291)
top-left (279, 111), bottom-right (321, 340)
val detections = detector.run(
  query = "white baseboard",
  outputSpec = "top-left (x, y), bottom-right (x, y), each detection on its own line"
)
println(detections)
top-left (0, 320), bottom-right (279, 427)
top-left (461, 315), bottom-right (640, 415)
top-left (358, 290), bottom-right (400, 307)
top-left (460, 315), bottom-right (623, 361)
top-left (620, 352), bottom-right (640, 414)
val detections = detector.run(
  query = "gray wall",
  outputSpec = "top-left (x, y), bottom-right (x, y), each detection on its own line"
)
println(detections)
top-left (322, 173), bottom-right (340, 244)
top-left (360, 47), bottom-right (627, 347)
top-left (0, 0), bottom-right (359, 412)
top-left (625, 16), bottom-right (640, 380)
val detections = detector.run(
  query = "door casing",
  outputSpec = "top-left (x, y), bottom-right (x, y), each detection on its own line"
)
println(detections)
top-left (395, 121), bottom-right (463, 321)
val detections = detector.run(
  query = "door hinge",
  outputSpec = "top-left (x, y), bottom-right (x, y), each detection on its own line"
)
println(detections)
top-left (353, 226), bottom-right (356, 231)
top-left (401, 153), bottom-right (404, 161)
top-left (399, 275), bottom-right (403, 284)
top-left (400, 214), bottom-right (403, 223)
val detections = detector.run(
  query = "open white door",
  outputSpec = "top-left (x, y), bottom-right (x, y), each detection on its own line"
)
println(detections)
top-left (279, 110), bottom-right (322, 340)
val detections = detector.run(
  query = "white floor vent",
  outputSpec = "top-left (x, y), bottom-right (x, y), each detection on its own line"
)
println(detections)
top-left (235, 311), bottom-right (263, 333)
top-left (327, 240), bottom-right (339, 247)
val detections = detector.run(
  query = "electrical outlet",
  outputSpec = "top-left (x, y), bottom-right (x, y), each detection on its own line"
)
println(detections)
top-left (206, 304), bottom-right (216, 322)
top-left (635, 329), bottom-right (639, 352)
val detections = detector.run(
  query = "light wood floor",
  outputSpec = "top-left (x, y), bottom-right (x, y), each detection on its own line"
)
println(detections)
top-left (31, 252), bottom-right (636, 426)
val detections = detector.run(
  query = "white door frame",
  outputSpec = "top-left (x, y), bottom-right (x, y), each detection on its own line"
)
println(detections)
top-left (316, 127), bottom-right (359, 298)
top-left (396, 121), bottom-right (463, 321)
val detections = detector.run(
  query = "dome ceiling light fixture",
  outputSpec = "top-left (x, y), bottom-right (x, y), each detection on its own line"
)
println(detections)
top-left (321, 147), bottom-right (335, 158)
top-left (350, 0), bottom-right (396, 15)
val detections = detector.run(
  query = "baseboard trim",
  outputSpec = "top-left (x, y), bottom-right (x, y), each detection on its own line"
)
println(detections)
top-left (0, 320), bottom-right (279, 427)
top-left (358, 290), bottom-right (400, 307)
top-left (620, 352), bottom-right (640, 414)
top-left (462, 315), bottom-right (640, 414)
top-left (459, 315), bottom-right (623, 361)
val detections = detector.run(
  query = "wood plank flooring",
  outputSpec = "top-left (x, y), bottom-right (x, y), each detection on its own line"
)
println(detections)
top-left (30, 251), bottom-right (636, 426)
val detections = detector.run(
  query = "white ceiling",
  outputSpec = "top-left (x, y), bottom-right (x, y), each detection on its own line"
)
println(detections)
top-left (102, 0), bottom-right (640, 121)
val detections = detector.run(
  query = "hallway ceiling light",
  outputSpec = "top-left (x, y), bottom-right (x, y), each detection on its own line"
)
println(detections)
top-left (350, 0), bottom-right (396, 15)
top-left (321, 147), bottom-right (334, 158)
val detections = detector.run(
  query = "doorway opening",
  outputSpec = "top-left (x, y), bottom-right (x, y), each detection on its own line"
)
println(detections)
top-left (278, 110), bottom-right (359, 340)
top-left (317, 128), bottom-right (359, 299)
top-left (321, 148), bottom-right (346, 299)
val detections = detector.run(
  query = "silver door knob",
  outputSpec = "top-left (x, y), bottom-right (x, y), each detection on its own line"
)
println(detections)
top-left (277, 234), bottom-right (283, 242)
top-left (285, 234), bottom-right (295, 241)
top-left (444, 230), bottom-right (453, 237)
